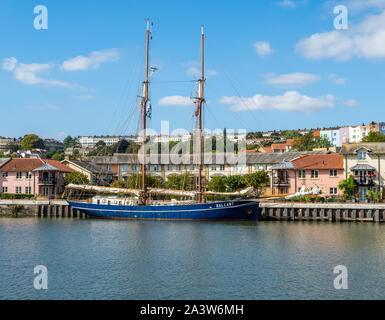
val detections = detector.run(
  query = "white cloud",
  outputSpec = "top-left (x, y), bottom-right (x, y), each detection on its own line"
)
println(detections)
top-left (329, 74), bottom-right (347, 84)
top-left (264, 72), bottom-right (321, 87)
top-left (253, 42), bottom-right (272, 56)
top-left (278, 0), bottom-right (307, 8)
top-left (220, 91), bottom-right (335, 113)
top-left (338, 0), bottom-right (385, 12)
top-left (184, 62), bottom-right (217, 78)
top-left (2, 57), bottom-right (71, 87)
top-left (60, 48), bottom-right (120, 71)
top-left (158, 96), bottom-right (193, 107)
top-left (296, 10), bottom-right (385, 60)
top-left (74, 95), bottom-right (94, 100)
top-left (343, 99), bottom-right (360, 107)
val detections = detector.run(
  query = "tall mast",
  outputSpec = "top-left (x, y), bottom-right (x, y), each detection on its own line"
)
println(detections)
top-left (141, 19), bottom-right (151, 205)
top-left (197, 26), bottom-right (205, 203)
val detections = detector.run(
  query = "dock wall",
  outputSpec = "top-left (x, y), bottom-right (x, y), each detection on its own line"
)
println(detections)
top-left (259, 202), bottom-right (385, 222)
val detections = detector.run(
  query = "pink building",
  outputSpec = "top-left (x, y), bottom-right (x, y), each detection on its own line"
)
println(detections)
top-left (0, 158), bottom-right (74, 197)
top-left (271, 154), bottom-right (344, 196)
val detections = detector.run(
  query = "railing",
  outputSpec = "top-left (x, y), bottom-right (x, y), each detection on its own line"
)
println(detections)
top-left (38, 177), bottom-right (57, 184)
top-left (354, 177), bottom-right (374, 186)
top-left (273, 178), bottom-right (290, 186)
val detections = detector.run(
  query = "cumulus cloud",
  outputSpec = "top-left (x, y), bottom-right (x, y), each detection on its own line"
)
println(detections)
top-left (343, 99), bottom-right (360, 107)
top-left (264, 72), bottom-right (321, 87)
top-left (158, 96), bottom-right (194, 107)
top-left (278, 0), bottom-right (307, 8)
top-left (253, 42), bottom-right (272, 56)
top-left (220, 91), bottom-right (335, 113)
top-left (2, 57), bottom-right (71, 87)
top-left (60, 48), bottom-right (120, 71)
top-left (329, 74), bottom-right (347, 84)
top-left (296, 10), bottom-right (385, 60)
top-left (184, 62), bottom-right (217, 78)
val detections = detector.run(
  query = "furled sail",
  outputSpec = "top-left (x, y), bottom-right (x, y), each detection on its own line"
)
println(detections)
top-left (65, 184), bottom-right (142, 197)
top-left (203, 187), bottom-right (255, 197)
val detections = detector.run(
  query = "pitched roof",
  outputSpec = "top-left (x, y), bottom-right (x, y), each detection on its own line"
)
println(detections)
top-left (342, 143), bottom-right (385, 154)
top-left (61, 159), bottom-right (112, 174)
top-left (0, 158), bottom-right (74, 173)
top-left (32, 162), bottom-right (60, 172)
top-left (0, 158), bottom-right (10, 168)
top-left (292, 154), bottom-right (343, 170)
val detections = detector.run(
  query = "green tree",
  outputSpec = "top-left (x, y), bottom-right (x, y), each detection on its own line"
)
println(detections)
top-left (292, 131), bottom-right (332, 151)
top-left (21, 134), bottom-right (45, 150)
top-left (362, 131), bottom-right (385, 142)
top-left (225, 175), bottom-right (246, 191)
top-left (64, 172), bottom-right (90, 185)
top-left (111, 174), bottom-right (163, 189)
top-left (207, 176), bottom-right (227, 192)
top-left (338, 176), bottom-right (357, 200)
top-left (242, 171), bottom-right (270, 193)
top-left (282, 130), bottom-right (301, 140)
top-left (165, 172), bottom-right (196, 190)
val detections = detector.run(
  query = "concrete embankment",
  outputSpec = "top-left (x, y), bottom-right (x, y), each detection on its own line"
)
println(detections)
top-left (0, 200), bottom-right (86, 218)
top-left (259, 201), bottom-right (385, 222)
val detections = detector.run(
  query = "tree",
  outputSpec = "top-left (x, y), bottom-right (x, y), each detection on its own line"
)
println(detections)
top-left (207, 176), bottom-right (227, 192)
top-left (111, 174), bottom-right (163, 189)
top-left (63, 136), bottom-right (81, 149)
top-left (165, 173), bottom-right (196, 190)
top-left (338, 176), bottom-right (357, 199)
top-left (242, 171), bottom-right (270, 193)
top-left (291, 131), bottom-right (332, 151)
top-left (21, 134), bottom-right (45, 150)
top-left (362, 131), bottom-right (385, 142)
top-left (282, 130), bottom-right (301, 140)
top-left (64, 172), bottom-right (90, 186)
top-left (225, 175), bottom-right (246, 192)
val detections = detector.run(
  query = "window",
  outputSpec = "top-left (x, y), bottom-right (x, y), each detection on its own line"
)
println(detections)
top-left (121, 164), bottom-right (129, 171)
top-left (26, 172), bottom-right (32, 179)
top-left (25, 187), bottom-right (31, 194)
top-left (311, 170), bottom-right (319, 179)
top-left (254, 164), bottom-right (260, 171)
top-left (106, 164), bottom-right (111, 171)
top-left (298, 170), bottom-right (306, 179)
top-left (330, 188), bottom-right (337, 195)
top-left (145, 164), bottom-right (150, 171)
top-left (262, 164), bottom-right (267, 170)
top-left (153, 165), bottom-right (160, 171)
top-left (15, 186), bottom-right (22, 194)
top-left (2, 187), bottom-right (8, 193)
top-left (176, 165), bottom-right (182, 171)
top-left (358, 151), bottom-right (367, 161)
top-left (16, 172), bottom-right (22, 179)
top-left (167, 164), bottom-right (174, 171)
top-left (330, 169), bottom-right (337, 177)
top-left (211, 165), bottom-right (217, 171)
top-left (2, 172), bottom-right (8, 178)
top-left (189, 165), bottom-right (195, 171)
top-left (220, 165), bottom-right (225, 171)
top-left (132, 164), bottom-right (137, 171)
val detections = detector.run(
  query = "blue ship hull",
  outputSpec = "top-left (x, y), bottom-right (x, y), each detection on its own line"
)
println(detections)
top-left (67, 199), bottom-right (259, 221)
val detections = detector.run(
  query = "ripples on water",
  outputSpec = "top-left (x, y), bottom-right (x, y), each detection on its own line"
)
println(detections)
top-left (0, 217), bottom-right (384, 300)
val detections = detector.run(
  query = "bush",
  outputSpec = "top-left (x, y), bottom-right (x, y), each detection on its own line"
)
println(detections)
top-left (0, 193), bottom-right (36, 200)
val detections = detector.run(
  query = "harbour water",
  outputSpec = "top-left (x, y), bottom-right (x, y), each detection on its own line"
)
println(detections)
top-left (0, 217), bottom-right (384, 300)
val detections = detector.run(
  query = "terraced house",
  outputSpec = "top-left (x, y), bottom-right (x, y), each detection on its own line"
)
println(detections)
top-left (271, 154), bottom-right (344, 196)
top-left (88, 151), bottom-right (328, 194)
top-left (342, 143), bottom-right (385, 202)
top-left (0, 158), bottom-right (74, 196)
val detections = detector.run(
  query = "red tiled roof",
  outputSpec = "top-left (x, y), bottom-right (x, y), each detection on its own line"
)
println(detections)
top-left (292, 154), bottom-right (343, 170)
top-left (260, 147), bottom-right (273, 153)
top-left (0, 158), bottom-right (74, 173)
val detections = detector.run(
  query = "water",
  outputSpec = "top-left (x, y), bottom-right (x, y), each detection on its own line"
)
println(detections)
top-left (0, 217), bottom-right (384, 300)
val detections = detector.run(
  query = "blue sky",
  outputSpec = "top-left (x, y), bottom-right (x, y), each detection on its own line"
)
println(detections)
top-left (1, 0), bottom-right (385, 139)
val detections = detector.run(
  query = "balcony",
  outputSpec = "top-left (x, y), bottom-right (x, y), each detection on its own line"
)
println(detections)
top-left (354, 176), bottom-right (375, 186)
top-left (273, 177), bottom-right (290, 186)
top-left (38, 177), bottom-right (57, 185)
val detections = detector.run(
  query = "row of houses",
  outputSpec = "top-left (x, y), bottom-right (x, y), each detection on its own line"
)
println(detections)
top-left (1, 142), bottom-right (385, 201)
top-left (319, 121), bottom-right (384, 147)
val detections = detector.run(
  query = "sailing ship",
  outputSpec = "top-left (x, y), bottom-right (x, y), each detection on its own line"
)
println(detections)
top-left (66, 20), bottom-right (259, 221)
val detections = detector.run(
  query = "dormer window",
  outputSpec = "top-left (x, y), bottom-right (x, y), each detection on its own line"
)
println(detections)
top-left (358, 151), bottom-right (367, 161)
